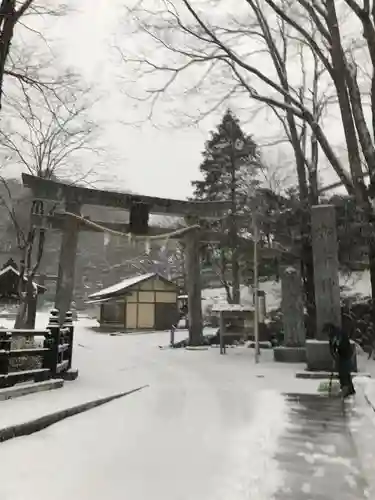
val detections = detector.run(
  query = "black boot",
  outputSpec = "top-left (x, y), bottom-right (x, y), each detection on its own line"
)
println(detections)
top-left (342, 385), bottom-right (355, 398)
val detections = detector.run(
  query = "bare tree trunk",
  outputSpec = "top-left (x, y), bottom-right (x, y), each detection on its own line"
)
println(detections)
top-left (324, 2), bottom-right (366, 199)
top-left (285, 116), bottom-right (316, 336)
top-left (229, 213), bottom-right (240, 303)
top-left (252, 6), bottom-right (317, 334)
top-left (231, 250), bottom-right (240, 303)
top-left (368, 240), bottom-right (375, 329)
top-left (0, 1), bottom-right (16, 110)
top-left (13, 201), bottom-right (45, 329)
top-left (14, 253), bottom-right (28, 329)
top-left (0, 0), bottom-right (34, 110)
top-left (14, 297), bottom-right (27, 329)
top-left (300, 236), bottom-right (315, 338)
top-left (324, 3), bottom-right (375, 329)
top-left (14, 278), bottom-right (37, 329)
top-left (219, 248), bottom-right (233, 303)
top-left (25, 278), bottom-right (37, 329)
top-left (228, 133), bottom-right (240, 304)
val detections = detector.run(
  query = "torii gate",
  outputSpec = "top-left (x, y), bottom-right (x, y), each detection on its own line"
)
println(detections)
top-left (22, 173), bottom-right (236, 345)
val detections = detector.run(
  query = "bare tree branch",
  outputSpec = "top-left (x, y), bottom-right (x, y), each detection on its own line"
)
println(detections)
top-left (120, 0), bottom-right (354, 192)
top-left (0, 0), bottom-right (68, 111)
top-left (1, 73), bottom-right (100, 181)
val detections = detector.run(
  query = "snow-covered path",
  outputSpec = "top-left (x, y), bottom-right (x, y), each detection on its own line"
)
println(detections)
top-left (0, 315), bottom-right (317, 500)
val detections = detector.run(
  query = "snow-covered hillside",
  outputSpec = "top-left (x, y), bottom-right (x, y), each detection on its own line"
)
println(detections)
top-left (202, 270), bottom-right (372, 314)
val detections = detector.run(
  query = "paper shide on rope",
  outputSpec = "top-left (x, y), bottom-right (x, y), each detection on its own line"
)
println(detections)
top-left (145, 237), bottom-right (151, 255)
top-left (104, 232), bottom-right (110, 247)
top-left (160, 234), bottom-right (171, 254)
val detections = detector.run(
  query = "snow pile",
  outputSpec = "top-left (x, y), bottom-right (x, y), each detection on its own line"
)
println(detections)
top-left (211, 303), bottom-right (253, 312)
top-left (365, 381), bottom-right (375, 410)
top-left (340, 271), bottom-right (372, 297)
top-left (202, 283), bottom-right (281, 315)
top-left (215, 390), bottom-right (287, 500)
top-left (354, 376), bottom-right (375, 411)
top-left (353, 348), bottom-right (375, 411)
top-left (349, 375), bottom-right (375, 499)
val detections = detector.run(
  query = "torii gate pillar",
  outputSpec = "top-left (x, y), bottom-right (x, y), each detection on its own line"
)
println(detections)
top-left (54, 201), bottom-right (81, 324)
top-left (184, 226), bottom-right (203, 345)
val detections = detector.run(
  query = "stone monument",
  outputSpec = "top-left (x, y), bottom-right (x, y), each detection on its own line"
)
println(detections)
top-left (307, 204), bottom-right (356, 371)
top-left (274, 265), bottom-right (306, 363)
top-left (311, 205), bottom-right (342, 335)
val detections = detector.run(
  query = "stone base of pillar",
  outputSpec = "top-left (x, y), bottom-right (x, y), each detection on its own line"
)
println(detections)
top-left (60, 368), bottom-right (79, 381)
top-left (306, 340), bottom-right (358, 372)
top-left (273, 346), bottom-right (306, 363)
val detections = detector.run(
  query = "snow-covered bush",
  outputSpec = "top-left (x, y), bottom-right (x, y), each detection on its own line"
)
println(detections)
top-left (341, 296), bottom-right (374, 356)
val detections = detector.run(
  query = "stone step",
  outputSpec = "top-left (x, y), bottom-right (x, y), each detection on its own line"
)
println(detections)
top-left (0, 379), bottom-right (64, 401)
top-left (295, 371), bottom-right (371, 380)
top-left (274, 346), bottom-right (306, 363)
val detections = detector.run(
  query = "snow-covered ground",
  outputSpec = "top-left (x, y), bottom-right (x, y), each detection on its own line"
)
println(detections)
top-left (354, 354), bottom-right (375, 411)
top-left (350, 361), bottom-right (375, 499)
top-left (0, 313), bottom-right (321, 500)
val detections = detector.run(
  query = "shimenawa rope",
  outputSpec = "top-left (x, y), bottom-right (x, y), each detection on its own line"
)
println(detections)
top-left (64, 211), bottom-right (200, 242)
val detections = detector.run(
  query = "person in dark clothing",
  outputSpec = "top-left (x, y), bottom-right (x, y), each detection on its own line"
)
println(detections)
top-left (323, 322), bottom-right (355, 398)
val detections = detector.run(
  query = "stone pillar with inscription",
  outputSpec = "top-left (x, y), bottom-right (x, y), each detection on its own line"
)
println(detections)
top-left (274, 265), bottom-right (306, 363)
top-left (305, 204), bottom-right (356, 371)
top-left (311, 204), bottom-right (341, 338)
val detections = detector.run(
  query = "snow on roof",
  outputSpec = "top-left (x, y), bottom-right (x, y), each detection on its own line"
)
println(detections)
top-left (211, 303), bottom-right (254, 312)
top-left (0, 265), bottom-right (46, 291)
top-left (88, 273), bottom-right (155, 299)
top-left (88, 273), bottom-right (176, 300)
top-left (86, 296), bottom-right (124, 305)
top-left (0, 265), bottom-right (21, 278)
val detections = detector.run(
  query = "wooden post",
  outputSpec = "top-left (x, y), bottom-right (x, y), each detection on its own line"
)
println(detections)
top-left (252, 210), bottom-right (260, 362)
top-left (219, 311), bottom-right (226, 354)
top-left (63, 311), bottom-right (74, 370)
top-left (43, 330), bottom-right (53, 375)
top-left (184, 226), bottom-right (203, 346)
top-left (55, 201), bottom-right (81, 324)
top-left (38, 274), bottom-right (46, 287)
top-left (170, 324), bottom-right (175, 347)
top-left (0, 332), bottom-right (11, 379)
top-left (45, 309), bottom-right (60, 377)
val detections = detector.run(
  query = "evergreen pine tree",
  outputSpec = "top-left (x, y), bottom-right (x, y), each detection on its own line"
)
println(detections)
top-left (192, 109), bottom-right (260, 303)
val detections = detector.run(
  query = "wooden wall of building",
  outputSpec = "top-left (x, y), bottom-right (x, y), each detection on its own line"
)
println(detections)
top-left (100, 277), bottom-right (178, 331)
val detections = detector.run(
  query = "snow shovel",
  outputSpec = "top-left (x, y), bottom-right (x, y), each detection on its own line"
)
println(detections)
top-left (328, 370), bottom-right (334, 397)
top-left (328, 358), bottom-right (336, 397)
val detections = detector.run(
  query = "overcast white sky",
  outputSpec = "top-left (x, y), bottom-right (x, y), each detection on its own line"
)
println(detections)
top-left (7, 0), bottom-right (356, 200)
top-left (40, 0), bottom-right (212, 199)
